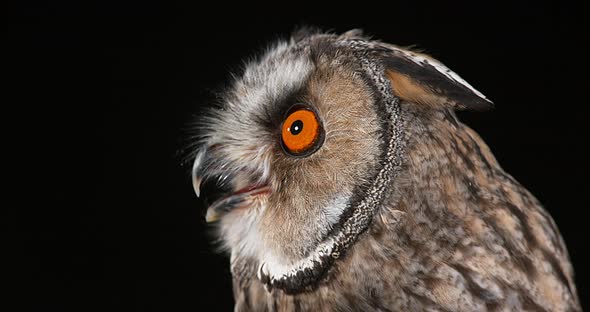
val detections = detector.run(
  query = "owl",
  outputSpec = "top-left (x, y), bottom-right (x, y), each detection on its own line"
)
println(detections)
top-left (191, 29), bottom-right (581, 311)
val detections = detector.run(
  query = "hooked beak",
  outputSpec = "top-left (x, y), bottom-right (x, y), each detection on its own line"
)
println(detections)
top-left (192, 146), bottom-right (270, 223)
top-left (191, 148), bottom-right (207, 198)
top-left (203, 185), bottom-right (270, 222)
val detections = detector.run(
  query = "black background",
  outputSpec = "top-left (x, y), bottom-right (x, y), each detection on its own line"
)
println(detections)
top-left (9, 1), bottom-right (588, 311)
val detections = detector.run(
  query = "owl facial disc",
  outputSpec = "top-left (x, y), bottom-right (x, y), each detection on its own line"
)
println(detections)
top-left (192, 35), bottom-right (408, 294)
top-left (255, 38), bottom-right (408, 293)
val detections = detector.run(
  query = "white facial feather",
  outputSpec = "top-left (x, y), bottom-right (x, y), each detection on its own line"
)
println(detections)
top-left (235, 41), bottom-right (313, 111)
top-left (324, 195), bottom-right (350, 228)
top-left (193, 41), bottom-right (314, 185)
top-left (258, 238), bottom-right (336, 283)
top-left (219, 200), bottom-right (265, 260)
top-left (195, 40), bottom-right (321, 265)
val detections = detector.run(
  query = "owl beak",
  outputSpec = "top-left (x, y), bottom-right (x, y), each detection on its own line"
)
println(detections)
top-left (192, 176), bottom-right (203, 198)
top-left (192, 148), bottom-right (209, 198)
top-left (192, 145), bottom-right (270, 223)
top-left (204, 185), bottom-right (270, 222)
top-left (194, 169), bottom-right (270, 222)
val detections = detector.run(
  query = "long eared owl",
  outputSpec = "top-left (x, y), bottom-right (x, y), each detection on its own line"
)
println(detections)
top-left (191, 29), bottom-right (580, 311)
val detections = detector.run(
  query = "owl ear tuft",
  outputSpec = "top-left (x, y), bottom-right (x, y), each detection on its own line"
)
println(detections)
top-left (382, 47), bottom-right (493, 111)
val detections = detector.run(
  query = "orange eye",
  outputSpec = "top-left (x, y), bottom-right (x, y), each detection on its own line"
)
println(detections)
top-left (281, 107), bottom-right (323, 156)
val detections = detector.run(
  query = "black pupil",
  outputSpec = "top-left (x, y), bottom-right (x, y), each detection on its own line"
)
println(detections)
top-left (290, 120), bottom-right (303, 135)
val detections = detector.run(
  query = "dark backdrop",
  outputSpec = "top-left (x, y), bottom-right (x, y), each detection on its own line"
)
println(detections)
top-left (9, 1), bottom-right (588, 311)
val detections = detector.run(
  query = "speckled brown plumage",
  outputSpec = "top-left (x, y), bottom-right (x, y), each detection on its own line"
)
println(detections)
top-left (192, 29), bottom-right (580, 311)
top-left (230, 106), bottom-right (580, 311)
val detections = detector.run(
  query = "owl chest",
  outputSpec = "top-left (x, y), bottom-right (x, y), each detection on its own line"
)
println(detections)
top-left (237, 231), bottom-right (469, 311)
top-left (235, 195), bottom-right (578, 311)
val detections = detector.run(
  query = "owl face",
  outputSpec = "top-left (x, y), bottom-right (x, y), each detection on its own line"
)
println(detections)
top-left (193, 38), bottom-right (383, 264)
top-left (192, 30), bottom-right (491, 292)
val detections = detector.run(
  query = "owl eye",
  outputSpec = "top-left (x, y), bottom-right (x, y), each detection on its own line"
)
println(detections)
top-left (280, 106), bottom-right (324, 157)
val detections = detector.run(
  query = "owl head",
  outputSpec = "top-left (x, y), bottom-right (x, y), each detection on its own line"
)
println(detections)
top-left (192, 29), bottom-right (491, 293)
